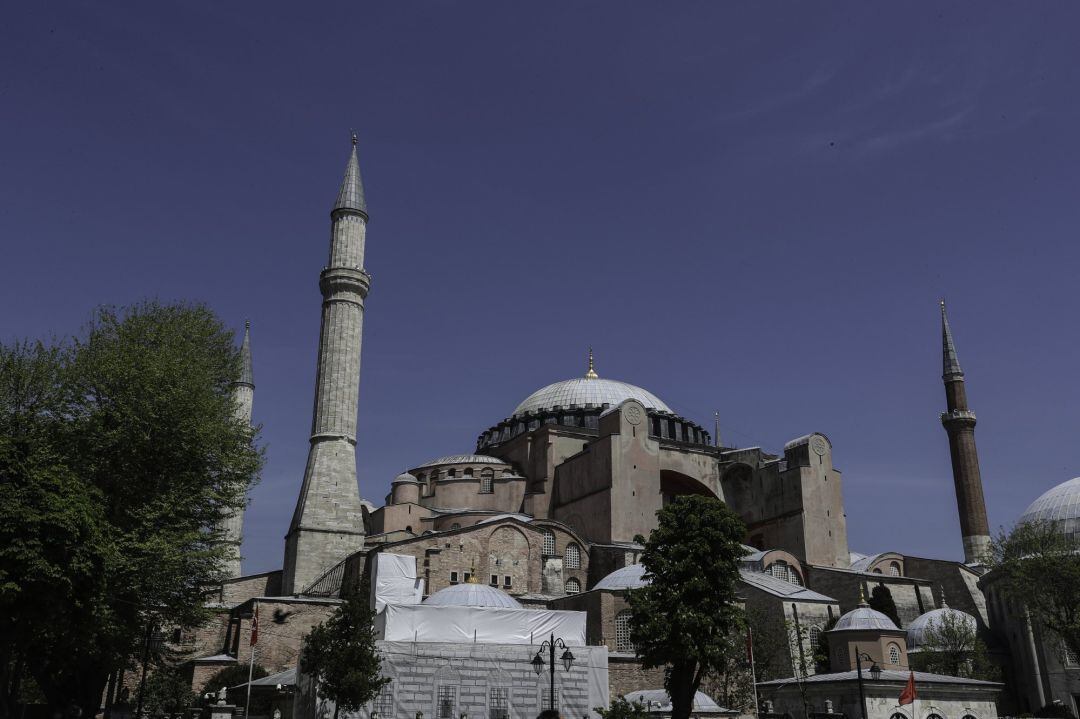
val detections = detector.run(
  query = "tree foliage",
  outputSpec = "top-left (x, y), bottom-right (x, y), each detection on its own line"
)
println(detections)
top-left (141, 665), bottom-right (196, 717)
top-left (300, 586), bottom-right (388, 719)
top-left (868, 584), bottom-right (901, 628)
top-left (594, 696), bottom-right (649, 719)
top-left (990, 520), bottom-right (1080, 661)
top-left (628, 496), bottom-right (747, 719)
top-left (908, 611), bottom-right (997, 680)
top-left (0, 303), bottom-right (262, 718)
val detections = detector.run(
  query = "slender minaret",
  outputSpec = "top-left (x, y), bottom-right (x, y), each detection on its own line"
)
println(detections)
top-left (220, 321), bottom-right (254, 578)
top-left (939, 301), bottom-right (991, 564)
top-left (282, 137), bottom-right (371, 594)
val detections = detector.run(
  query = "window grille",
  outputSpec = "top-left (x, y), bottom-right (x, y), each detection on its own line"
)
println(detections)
top-left (809, 626), bottom-right (821, 650)
top-left (1064, 644), bottom-right (1079, 666)
top-left (888, 562), bottom-right (901, 576)
top-left (564, 577), bottom-right (581, 594)
top-left (371, 682), bottom-right (393, 717)
top-left (489, 688), bottom-right (509, 719)
top-left (565, 543), bottom-right (581, 569)
top-left (789, 570), bottom-right (803, 586)
top-left (542, 531), bottom-right (556, 556)
top-left (616, 610), bottom-right (634, 652)
top-left (481, 475), bottom-right (494, 493)
top-left (436, 686), bottom-right (457, 719)
top-left (888, 643), bottom-right (901, 664)
top-left (450, 571), bottom-right (458, 584)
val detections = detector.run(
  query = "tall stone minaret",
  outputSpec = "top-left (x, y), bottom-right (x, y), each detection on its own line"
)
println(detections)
top-left (220, 321), bottom-right (254, 578)
top-left (939, 301), bottom-right (991, 564)
top-left (282, 137), bottom-right (371, 594)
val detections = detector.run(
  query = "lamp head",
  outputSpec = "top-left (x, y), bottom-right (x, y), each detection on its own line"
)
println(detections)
top-left (532, 652), bottom-right (544, 675)
top-left (869, 662), bottom-right (882, 680)
top-left (561, 648), bottom-right (575, 672)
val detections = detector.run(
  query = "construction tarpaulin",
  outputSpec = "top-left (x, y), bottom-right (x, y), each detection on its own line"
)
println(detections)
top-left (374, 603), bottom-right (587, 645)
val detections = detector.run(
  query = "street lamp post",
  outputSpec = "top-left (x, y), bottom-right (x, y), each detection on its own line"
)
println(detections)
top-left (531, 633), bottom-right (575, 712)
top-left (134, 620), bottom-right (165, 719)
top-left (854, 652), bottom-right (882, 719)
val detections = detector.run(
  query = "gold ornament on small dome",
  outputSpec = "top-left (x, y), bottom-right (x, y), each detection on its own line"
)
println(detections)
top-left (467, 563), bottom-right (481, 584)
top-left (585, 347), bottom-right (599, 380)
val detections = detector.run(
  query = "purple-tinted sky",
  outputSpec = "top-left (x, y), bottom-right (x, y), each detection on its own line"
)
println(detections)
top-left (3, 2), bottom-right (1079, 575)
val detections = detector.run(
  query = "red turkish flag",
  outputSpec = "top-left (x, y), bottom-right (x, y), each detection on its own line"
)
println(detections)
top-left (250, 606), bottom-right (259, 646)
top-left (899, 672), bottom-right (917, 705)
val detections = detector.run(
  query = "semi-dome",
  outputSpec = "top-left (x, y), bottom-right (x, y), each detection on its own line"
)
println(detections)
top-left (423, 582), bottom-right (522, 609)
top-left (594, 563), bottom-right (650, 591)
top-left (833, 605), bottom-right (899, 632)
top-left (513, 377), bottom-right (672, 418)
top-left (907, 606), bottom-right (977, 650)
top-left (1018, 477), bottom-right (1080, 539)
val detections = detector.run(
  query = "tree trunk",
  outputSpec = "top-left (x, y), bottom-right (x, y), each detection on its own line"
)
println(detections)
top-left (667, 664), bottom-right (697, 719)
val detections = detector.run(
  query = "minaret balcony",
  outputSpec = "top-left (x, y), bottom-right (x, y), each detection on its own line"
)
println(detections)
top-left (940, 409), bottom-right (977, 427)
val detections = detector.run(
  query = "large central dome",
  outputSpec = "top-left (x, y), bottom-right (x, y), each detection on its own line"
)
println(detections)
top-left (512, 377), bottom-right (672, 418)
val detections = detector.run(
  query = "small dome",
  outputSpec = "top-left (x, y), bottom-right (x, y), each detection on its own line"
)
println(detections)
top-left (512, 378), bottom-right (672, 418)
top-left (1018, 477), bottom-right (1080, 539)
top-left (423, 583), bottom-right (522, 609)
top-left (833, 605), bottom-right (899, 632)
top-left (393, 472), bottom-right (418, 483)
top-left (594, 563), bottom-right (650, 591)
top-left (907, 606), bottom-right (977, 650)
top-left (416, 454), bottom-right (505, 468)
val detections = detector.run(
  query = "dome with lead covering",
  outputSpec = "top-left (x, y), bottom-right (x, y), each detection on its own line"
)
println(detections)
top-left (512, 378), bottom-right (672, 418)
top-left (594, 563), bottom-right (650, 591)
top-left (833, 605), bottom-right (898, 632)
top-left (423, 582), bottom-right (522, 609)
top-left (1018, 477), bottom-right (1080, 539)
top-left (907, 606), bottom-right (977, 649)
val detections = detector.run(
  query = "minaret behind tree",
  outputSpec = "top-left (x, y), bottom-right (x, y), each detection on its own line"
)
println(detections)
top-left (221, 321), bottom-right (254, 578)
top-left (282, 137), bottom-right (371, 595)
top-left (939, 300), bottom-right (991, 564)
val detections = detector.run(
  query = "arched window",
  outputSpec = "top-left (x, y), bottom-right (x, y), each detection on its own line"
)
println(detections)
top-left (464, 468), bottom-right (474, 477)
top-left (565, 543), bottom-right (581, 569)
top-left (927, 713), bottom-right (945, 719)
top-left (789, 569), bottom-right (804, 586)
top-left (960, 715), bottom-right (977, 719)
top-left (541, 530), bottom-right (556, 556)
top-left (888, 561), bottom-right (901, 576)
top-left (480, 471), bottom-right (494, 494)
top-left (447, 468), bottom-right (457, 478)
top-left (501, 468), bottom-right (513, 476)
top-left (809, 626), bottom-right (821, 650)
top-left (890, 714), bottom-right (908, 719)
top-left (615, 610), bottom-right (634, 652)
top-left (564, 577), bottom-right (581, 594)
top-left (888, 643), bottom-right (901, 664)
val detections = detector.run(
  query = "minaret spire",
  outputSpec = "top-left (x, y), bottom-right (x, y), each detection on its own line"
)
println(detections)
top-left (220, 321), bottom-right (255, 578)
top-left (283, 137), bottom-right (372, 594)
top-left (939, 301), bottom-right (991, 564)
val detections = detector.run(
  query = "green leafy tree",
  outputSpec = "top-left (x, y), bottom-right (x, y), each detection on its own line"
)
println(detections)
top-left (300, 586), bottom-right (389, 719)
top-left (813, 616), bottom-right (837, 674)
top-left (202, 664), bottom-right (270, 696)
top-left (741, 607), bottom-right (790, 683)
top-left (868, 584), bottom-right (901, 628)
top-left (989, 520), bottom-right (1080, 662)
top-left (141, 665), bottom-right (196, 717)
top-left (595, 696), bottom-right (649, 719)
top-left (0, 303), bottom-right (262, 718)
top-left (628, 495), bottom-right (747, 719)
top-left (908, 611), bottom-right (997, 680)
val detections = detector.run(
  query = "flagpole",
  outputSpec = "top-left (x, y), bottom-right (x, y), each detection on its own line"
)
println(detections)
top-left (748, 626), bottom-right (760, 714)
top-left (246, 602), bottom-right (258, 719)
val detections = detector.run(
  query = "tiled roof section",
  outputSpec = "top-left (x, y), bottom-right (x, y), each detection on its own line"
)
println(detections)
top-left (238, 321), bottom-right (253, 387)
top-left (416, 454), bottom-right (506, 468)
top-left (758, 669), bottom-right (1001, 687)
top-left (848, 553), bottom-right (885, 573)
top-left (738, 569), bottom-right (835, 602)
top-left (833, 605), bottom-right (898, 631)
top-left (333, 139), bottom-right (367, 214)
top-left (941, 300), bottom-right (964, 381)
top-left (1019, 476), bottom-right (1080, 539)
top-left (513, 377), bottom-right (673, 417)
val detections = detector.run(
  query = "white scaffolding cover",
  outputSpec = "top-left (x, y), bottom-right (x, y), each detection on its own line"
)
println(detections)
top-left (374, 603), bottom-right (587, 646)
top-left (369, 553), bottom-right (424, 612)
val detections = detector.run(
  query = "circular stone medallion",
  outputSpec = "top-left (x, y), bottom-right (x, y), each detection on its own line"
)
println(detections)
top-left (625, 404), bottom-right (644, 425)
top-left (811, 436), bottom-right (828, 456)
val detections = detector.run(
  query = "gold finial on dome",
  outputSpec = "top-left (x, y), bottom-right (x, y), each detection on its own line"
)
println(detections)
top-left (585, 347), bottom-right (599, 380)
top-left (858, 585), bottom-right (868, 605)
top-left (466, 562), bottom-right (481, 584)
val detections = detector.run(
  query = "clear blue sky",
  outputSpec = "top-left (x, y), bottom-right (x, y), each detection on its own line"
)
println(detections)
top-left (3, 2), bottom-right (1079, 575)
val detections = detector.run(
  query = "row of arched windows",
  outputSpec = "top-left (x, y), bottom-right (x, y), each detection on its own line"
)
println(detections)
top-left (414, 467), bottom-right (515, 496)
top-left (890, 714), bottom-right (977, 719)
